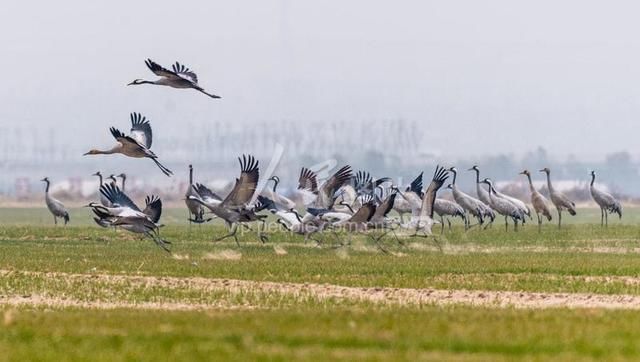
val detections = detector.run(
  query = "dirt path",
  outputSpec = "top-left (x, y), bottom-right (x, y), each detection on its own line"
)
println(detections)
top-left (3, 270), bottom-right (640, 311)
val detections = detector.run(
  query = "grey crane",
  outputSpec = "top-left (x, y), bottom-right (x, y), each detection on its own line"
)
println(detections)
top-left (447, 167), bottom-right (490, 229)
top-left (589, 170), bottom-right (622, 226)
top-left (41, 177), bottom-right (70, 225)
top-left (489, 185), bottom-right (531, 221)
top-left (187, 155), bottom-right (269, 245)
top-left (128, 59), bottom-right (221, 99)
top-left (185, 164), bottom-right (213, 224)
top-left (89, 183), bottom-right (170, 252)
top-left (83, 112), bottom-right (173, 176)
top-left (481, 178), bottom-right (524, 231)
top-left (519, 170), bottom-right (552, 231)
top-left (540, 168), bottom-right (576, 228)
top-left (433, 198), bottom-right (466, 234)
top-left (469, 166), bottom-right (530, 220)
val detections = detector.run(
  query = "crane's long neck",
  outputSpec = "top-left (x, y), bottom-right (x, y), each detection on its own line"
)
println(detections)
top-left (525, 174), bottom-right (534, 191)
top-left (545, 172), bottom-right (553, 192)
top-left (473, 169), bottom-right (480, 183)
top-left (44, 181), bottom-right (50, 193)
top-left (272, 179), bottom-right (278, 193)
top-left (93, 148), bottom-right (118, 155)
top-left (488, 184), bottom-right (496, 196)
top-left (189, 167), bottom-right (193, 185)
top-left (134, 80), bottom-right (156, 85)
top-left (590, 173), bottom-right (595, 187)
top-left (450, 170), bottom-right (457, 185)
top-left (121, 177), bottom-right (126, 192)
top-left (97, 174), bottom-right (103, 186)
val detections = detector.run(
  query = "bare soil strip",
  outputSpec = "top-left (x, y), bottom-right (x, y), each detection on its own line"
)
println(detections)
top-left (406, 243), bottom-right (640, 255)
top-left (3, 270), bottom-right (640, 310)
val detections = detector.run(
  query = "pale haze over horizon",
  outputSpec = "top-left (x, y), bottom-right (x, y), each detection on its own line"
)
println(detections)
top-left (2, 0), bottom-right (640, 161)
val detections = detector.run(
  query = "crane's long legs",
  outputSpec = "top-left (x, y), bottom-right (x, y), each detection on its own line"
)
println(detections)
top-left (54, 216), bottom-right (57, 226)
top-left (215, 224), bottom-right (239, 246)
top-left (464, 212), bottom-right (469, 230)
top-left (605, 209), bottom-right (608, 227)
top-left (558, 209), bottom-right (562, 228)
top-left (440, 216), bottom-right (445, 235)
top-left (504, 216), bottom-right (508, 231)
top-left (600, 208), bottom-right (604, 227)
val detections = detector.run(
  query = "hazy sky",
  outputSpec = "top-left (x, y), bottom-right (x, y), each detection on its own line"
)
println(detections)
top-left (2, 0), bottom-right (640, 160)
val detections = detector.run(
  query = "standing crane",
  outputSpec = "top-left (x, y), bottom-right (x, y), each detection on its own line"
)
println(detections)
top-left (434, 198), bottom-right (466, 234)
top-left (481, 178), bottom-right (524, 231)
top-left (41, 177), bottom-right (70, 225)
top-left (447, 167), bottom-right (490, 229)
top-left (468, 165), bottom-right (496, 226)
top-left (539, 168), bottom-right (576, 228)
top-left (519, 170), bottom-right (552, 231)
top-left (589, 170), bottom-right (622, 226)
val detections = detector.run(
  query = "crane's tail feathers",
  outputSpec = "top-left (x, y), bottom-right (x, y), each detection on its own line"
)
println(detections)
top-left (152, 158), bottom-right (173, 176)
top-left (63, 213), bottom-right (70, 224)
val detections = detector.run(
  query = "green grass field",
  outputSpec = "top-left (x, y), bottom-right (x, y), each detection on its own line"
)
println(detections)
top-left (1, 207), bottom-right (640, 360)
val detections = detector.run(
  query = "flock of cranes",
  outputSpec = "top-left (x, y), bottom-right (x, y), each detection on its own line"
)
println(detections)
top-left (39, 58), bottom-right (625, 253)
